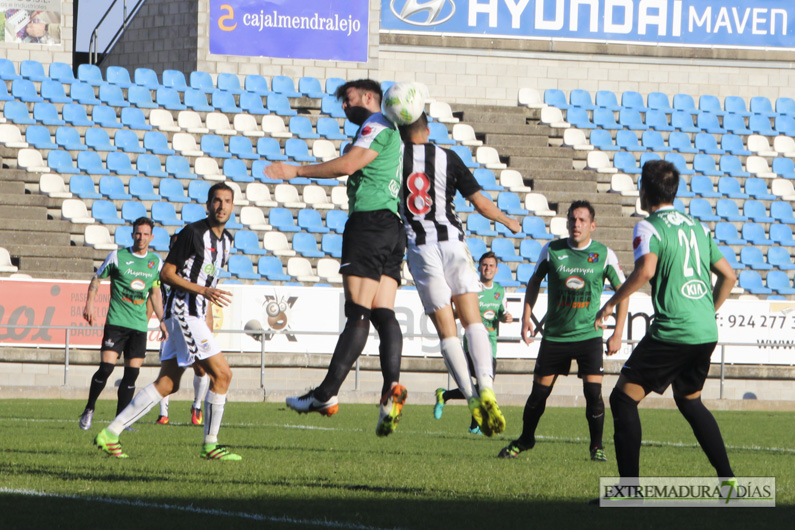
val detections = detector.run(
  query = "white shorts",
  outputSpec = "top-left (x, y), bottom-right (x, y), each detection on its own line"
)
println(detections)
top-left (407, 240), bottom-right (482, 314)
top-left (160, 315), bottom-right (221, 368)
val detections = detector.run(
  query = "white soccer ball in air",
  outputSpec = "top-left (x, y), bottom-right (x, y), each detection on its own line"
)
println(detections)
top-left (382, 82), bottom-right (426, 126)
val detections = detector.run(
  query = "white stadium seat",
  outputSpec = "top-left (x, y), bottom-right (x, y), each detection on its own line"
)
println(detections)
top-left (303, 185), bottom-right (333, 209)
top-left (311, 139), bottom-right (337, 161)
top-left (206, 112), bottom-right (236, 135)
top-left (0, 247), bottom-right (19, 273)
top-left (317, 258), bottom-right (342, 283)
top-left (263, 232), bottom-right (296, 256)
top-left (746, 155), bottom-right (776, 179)
top-left (18, 149), bottom-right (50, 172)
top-left (586, 151), bottom-right (617, 173)
top-left (224, 181), bottom-right (250, 206)
top-left (773, 135), bottom-right (795, 157)
top-left (233, 114), bottom-right (265, 137)
top-left (476, 146), bottom-right (507, 169)
top-left (177, 111), bottom-right (209, 134)
top-left (549, 216), bottom-right (569, 238)
top-left (172, 133), bottom-right (204, 157)
top-left (330, 186), bottom-right (349, 209)
top-left (261, 115), bottom-right (292, 138)
top-left (634, 197), bottom-right (649, 217)
top-left (518, 87), bottom-right (546, 109)
top-left (429, 101), bottom-right (458, 123)
top-left (452, 124), bottom-right (482, 146)
top-left (0, 124), bottom-right (28, 148)
top-left (610, 173), bottom-right (639, 196)
top-left (245, 182), bottom-right (278, 207)
top-left (287, 257), bottom-right (320, 282)
top-left (747, 134), bottom-right (777, 157)
top-left (194, 157), bottom-right (225, 181)
top-left (539, 106), bottom-right (570, 128)
top-left (239, 206), bottom-right (272, 231)
top-left (524, 193), bottom-right (555, 216)
top-left (771, 178), bottom-right (795, 200)
top-left (149, 109), bottom-right (180, 132)
top-left (84, 225), bottom-right (118, 251)
top-left (39, 174), bottom-right (72, 198)
top-left (499, 169), bottom-right (531, 192)
top-left (61, 199), bottom-right (95, 224)
top-left (562, 128), bottom-right (594, 151)
top-left (274, 184), bottom-right (306, 208)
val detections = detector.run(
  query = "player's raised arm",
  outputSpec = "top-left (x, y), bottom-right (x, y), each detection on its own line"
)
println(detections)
top-left (265, 146), bottom-right (378, 181)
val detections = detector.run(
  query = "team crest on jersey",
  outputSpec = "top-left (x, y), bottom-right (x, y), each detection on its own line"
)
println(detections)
top-left (633, 236), bottom-right (642, 249)
top-left (130, 279), bottom-right (146, 291)
top-left (148, 260), bottom-right (156, 269)
top-left (483, 310), bottom-right (496, 320)
top-left (203, 263), bottom-right (216, 275)
top-left (588, 253), bottom-right (599, 263)
top-left (494, 292), bottom-right (501, 300)
top-left (361, 126), bottom-right (372, 137)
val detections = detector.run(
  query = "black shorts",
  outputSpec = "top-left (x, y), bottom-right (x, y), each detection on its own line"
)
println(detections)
top-left (621, 336), bottom-right (716, 396)
top-left (101, 324), bottom-right (147, 359)
top-left (534, 337), bottom-right (604, 378)
top-left (341, 210), bottom-right (406, 284)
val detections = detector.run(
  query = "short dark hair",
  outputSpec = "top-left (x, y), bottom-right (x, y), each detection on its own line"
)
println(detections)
top-left (567, 200), bottom-right (595, 221)
top-left (132, 216), bottom-right (154, 231)
top-left (207, 182), bottom-right (234, 202)
top-left (641, 159), bottom-right (679, 207)
top-left (335, 79), bottom-right (383, 105)
top-left (398, 112), bottom-right (428, 142)
top-left (479, 251), bottom-right (498, 266)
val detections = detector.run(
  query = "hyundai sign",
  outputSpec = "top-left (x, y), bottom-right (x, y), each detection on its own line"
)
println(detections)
top-left (381, 0), bottom-right (795, 50)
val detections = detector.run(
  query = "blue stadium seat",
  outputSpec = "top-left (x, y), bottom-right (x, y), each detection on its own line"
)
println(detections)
top-left (716, 198), bottom-right (748, 222)
top-left (134, 68), bottom-right (161, 89)
top-left (775, 115), bottom-right (795, 136)
top-left (148, 227), bottom-right (170, 251)
top-left (187, 180), bottom-right (211, 202)
top-left (227, 255), bottom-right (261, 280)
top-left (613, 152), bottom-right (641, 174)
top-left (272, 75), bottom-right (302, 98)
top-left (690, 175), bottom-right (721, 198)
top-left (70, 81), bottom-right (101, 105)
top-left (692, 154), bottom-right (721, 177)
top-left (85, 128), bottom-right (117, 152)
top-left (256, 137), bottom-right (288, 161)
top-left (698, 95), bottom-right (725, 116)
top-left (92, 105), bottom-right (122, 129)
top-left (69, 174), bottom-right (102, 198)
top-left (106, 66), bottom-right (133, 88)
top-left (644, 109), bottom-right (674, 131)
top-left (217, 73), bottom-right (244, 95)
top-left (621, 91), bottom-right (649, 112)
top-left (742, 222), bottom-right (772, 246)
top-left (115, 225), bottom-right (133, 247)
top-left (750, 96), bottom-right (776, 118)
top-left (49, 62), bottom-right (76, 84)
top-left (0, 58), bottom-right (20, 81)
top-left (266, 94), bottom-right (297, 116)
top-left (589, 129), bottom-right (617, 151)
top-left (595, 90), bottom-right (621, 111)
top-left (98, 83), bottom-right (129, 107)
top-left (47, 150), bottom-right (80, 174)
top-left (473, 169), bottom-right (503, 191)
top-left (30, 103), bottom-right (64, 127)
top-left (156, 87), bottom-right (187, 110)
top-left (92, 200), bottom-right (125, 225)
top-left (240, 92), bottom-right (268, 115)
top-left (298, 76), bottom-right (324, 98)
top-left (55, 126), bottom-right (87, 151)
top-left (516, 263), bottom-right (535, 284)
top-left (234, 230), bottom-right (268, 256)
top-left (665, 132), bottom-right (696, 154)
top-left (269, 208), bottom-right (300, 232)
top-left (466, 238), bottom-right (487, 261)
top-left (566, 107), bottom-right (594, 129)
top-left (180, 203), bottom-right (207, 223)
top-left (76, 151), bottom-right (110, 175)
top-left (745, 178), bottom-right (776, 200)
top-left (162, 70), bottom-right (188, 92)
top-left (99, 175), bottom-right (132, 200)
top-left (184, 88), bottom-right (213, 112)
top-left (77, 63), bottom-right (104, 84)
top-left (641, 130), bottom-right (670, 152)
top-left (26, 125), bottom-right (57, 149)
top-left (671, 110), bottom-right (698, 133)
top-left (721, 134), bottom-right (751, 156)
top-left (696, 111), bottom-right (726, 134)
top-left (648, 92), bottom-right (673, 113)
top-left (749, 114), bottom-right (777, 136)
top-left (114, 129), bottom-right (146, 154)
top-left (740, 246), bottom-right (772, 270)
top-left (429, 122), bottom-right (456, 145)
top-left (223, 158), bottom-right (253, 182)
top-left (724, 96), bottom-right (751, 117)
top-left (325, 78), bottom-right (345, 95)
top-left (285, 139), bottom-right (316, 162)
top-left (738, 270), bottom-right (772, 294)
top-left (773, 158), bottom-right (795, 179)
top-left (520, 239), bottom-right (543, 262)
top-left (640, 152), bottom-right (662, 168)
top-left (467, 213), bottom-right (496, 236)
top-left (258, 256), bottom-right (291, 281)
top-left (492, 238), bottom-right (522, 263)
top-left (245, 74), bottom-right (271, 95)
top-left (289, 116), bottom-right (320, 139)
top-left (494, 263), bottom-right (520, 287)
top-left (688, 198), bottom-right (720, 221)
top-left (676, 177), bottom-right (695, 198)
top-left (40, 79), bottom-right (71, 103)
top-left (766, 270), bottom-right (795, 295)
top-left (495, 220), bottom-right (524, 238)
top-left (570, 89), bottom-right (595, 110)
top-left (771, 223), bottom-right (795, 247)
top-left (321, 95), bottom-right (346, 118)
top-left (166, 156), bottom-right (197, 180)
top-left (717, 176), bottom-right (750, 199)
top-left (497, 192), bottom-right (529, 216)
top-left (0, 82), bottom-right (11, 102)
top-left (152, 202), bottom-right (184, 226)
top-left (12, 78), bottom-right (43, 102)
top-left (325, 210), bottom-right (348, 233)
top-left (201, 134), bottom-right (231, 158)
top-left (544, 89), bottom-right (570, 110)
top-left (143, 131), bottom-right (175, 155)
top-left (771, 201), bottom-right (795, 224)
top-left (714, 222), bottom-right (745, 245)
top-left (297, 209), bottom-right (329, 234)
top-left (616, 130), bottom-right (644, 152)
top-left (694, 132), bottom-right (725, 155)
top-left (775, 97), bottom-right (795, 114)
top-left (129, 175), bottom-right (161, 200)
top-left (211, 90), bottom-right (241, 113)
top-left (343, 120), bottom-right (359, 137)
top-left (106, 152), bottom-right (139, 176)
top-left (768, 247), bottom-right (795, 271)
top-left (673, 93), bottom-right (698, 115)
top-left (321, 233), bottom-right (343, 258)
top-left (159, 179), bottom-right (190, 203)
top-left (128, 85), bottom-right (157, 109)
top-left (62, 103), bottom-right (94, 126)
top-left (719, 155), bottom-right (751, 178)
top-left (316, 117), bottom-right (347, 140)
top-left (522, 216), bottom-right (553, 239)
top-left (292, 232), bottom-right (325, 258)
top-left (718, 245), bottom-right (742, 270)
top-left (454, 192), bottom-right (474, 213)
top-left (253, 160), bottom-right (281, 183)
top-left (723, 114), bottom-right (752, 135)
top-left (189, 71), bottom-right (214, 92)
top-left (229, 136), bottom-right (258, 160)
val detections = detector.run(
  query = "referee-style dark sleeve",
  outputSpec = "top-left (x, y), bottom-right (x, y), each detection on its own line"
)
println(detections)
top-left (165, 225), bottom-right (195, 267)
top-left (449, 150), bottom-right (481, 198)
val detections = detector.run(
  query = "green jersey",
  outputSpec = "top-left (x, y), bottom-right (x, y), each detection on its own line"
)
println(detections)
top-left (535, 239), bottom-right (625, 342)
top-left (96, 247), bottom-right (162, 332)
top-left (464, 282), bottom-right (506, 358)
top-left (346, 112), bottom-right (402, 215)
top-left (633, 207), bottom-right (722, 344)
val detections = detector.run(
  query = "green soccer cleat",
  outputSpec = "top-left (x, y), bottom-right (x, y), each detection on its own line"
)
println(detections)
top-left (94, 428), bottom-right (128, 458)
top-left (478, 388), bottom-right (506, 436)
top-left (498, 440), bottom-right (530, 459)
top-left (433, 387), bottom-right (445, 420)
top-left (376, 384), bottom-right (408, 437)
top-left (467, 396), bottom-right (492, 437)
top-left (201, 443), bottom-right (242, 461)
top-left (590, 447), bottom-right (608, 462)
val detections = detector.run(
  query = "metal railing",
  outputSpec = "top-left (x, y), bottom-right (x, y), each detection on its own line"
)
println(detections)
top-left (89, 0), bottom-right (148, 65)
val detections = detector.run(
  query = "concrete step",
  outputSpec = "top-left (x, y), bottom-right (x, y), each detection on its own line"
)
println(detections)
top-left (2, 243), bottom-right (96, 259)
top-left (1, 193), bottom-right (48, 207)
top-left (0, 229), bottom-right (72, 246)
top-left (0, 205), bottom-right (49, 221)
top-left (471, 122), bottom-right (551, 137)
top-left (17, 256), bottom-right (95, 273)
top-left (532, 180), bottom-right (598, 194)
top-left (9, 270), bottom-right (93, 280)
top-left (0, 218), bottom-right (73, 232)
top-left (506, 156), bottom-right (572, 171)
top-left (484, 134), bottom-right (549, 149)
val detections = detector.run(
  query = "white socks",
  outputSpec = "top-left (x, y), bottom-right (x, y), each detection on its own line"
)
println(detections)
top-left (108, 383), bottom-right (163, 436)
top-left (203, 391), bottom-right (227, 445)
top-left (465, 323), bottom-right (494, 391)
top-left (193, 374), bottom-right (210, 409)
top-left (159, 395), bottom-right (169, 417)
top-left (440, 337), bottom-right (475, 400)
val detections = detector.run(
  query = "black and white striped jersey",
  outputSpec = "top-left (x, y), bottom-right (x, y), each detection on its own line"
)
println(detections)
top-left (400, 142), bottom-right (482, 246)
top-left (163, 219), bottom-right (233, 319)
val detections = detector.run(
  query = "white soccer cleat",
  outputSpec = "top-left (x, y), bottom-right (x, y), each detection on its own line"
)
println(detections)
top-left (286, 391), bottom-right (339, 416)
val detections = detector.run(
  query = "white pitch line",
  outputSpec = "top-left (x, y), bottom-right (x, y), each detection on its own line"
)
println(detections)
top-left (0, 488), bottom-right (399, 530)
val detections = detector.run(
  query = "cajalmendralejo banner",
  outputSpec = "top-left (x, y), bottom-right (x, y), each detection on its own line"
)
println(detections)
top-left (381, 0), bottom-right (795, 50)
top-left (210, 0), bottom-right (369, 62)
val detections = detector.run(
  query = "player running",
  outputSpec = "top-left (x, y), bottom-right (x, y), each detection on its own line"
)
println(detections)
top-left (400, 113), bottom-right (520, 437)
top-left (499, 200), bottom-right (628, 461)
top-left (94, 183), bottom-right (241, 460)
top-left (595, 160), bottom-right (736, 481)
top-left (433, 252), bottom-right (513, 434)
top-left (79, 217), bottom-right (165, 430)
top-left (266, 79), bottom-right (407, 437)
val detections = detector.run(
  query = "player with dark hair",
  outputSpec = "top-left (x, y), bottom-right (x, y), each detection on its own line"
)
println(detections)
top-left (595, 159), bottom-right (736, 480)
top-left (400, 113), bottom-right (521, 437)
top-left (433, 251), bottom-right (513, 434)
top-left (94, 183), bottom-right (241, 460)
top-left (266, 79), bottom-right (408, 437)
top-left (79, 217), bottom-right (165, 430)
top-left (499, 200), bottom-right (628, 461)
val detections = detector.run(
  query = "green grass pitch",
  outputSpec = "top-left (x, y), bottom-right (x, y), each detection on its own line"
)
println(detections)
top-left (0, 399), bottom-right (792, 529)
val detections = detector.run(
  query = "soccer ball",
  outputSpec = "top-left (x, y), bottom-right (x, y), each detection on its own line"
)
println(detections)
top-left (382, 82), bottom-right (425, 126)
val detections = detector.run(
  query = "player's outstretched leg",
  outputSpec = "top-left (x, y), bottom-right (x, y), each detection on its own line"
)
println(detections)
top-left (609, 388), bottom-right (642, 477)
top-left (584, 381), bottom-right (607, 462)
top-left (376, 383), bottom-right (408, 437)
top-left (498, 381), bottom-right (552, 458)
top-left (674, 394), bottom-right (734, 478)
top-left (80, 361), bottom-right (114, 430)
top-left (286, 391), bottom-right (339, 416)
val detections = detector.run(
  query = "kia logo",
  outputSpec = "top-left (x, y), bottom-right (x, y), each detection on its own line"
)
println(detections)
top-left (390, 0), bottom-right (456, 27)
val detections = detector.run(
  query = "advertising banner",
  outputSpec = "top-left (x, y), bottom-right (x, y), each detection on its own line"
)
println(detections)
top-left (210, 0), bottom-right (369, 62)
top-left (1, 0), bottom-right (61, 45)
top-left (381, 0), bottom-right (795, 50)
